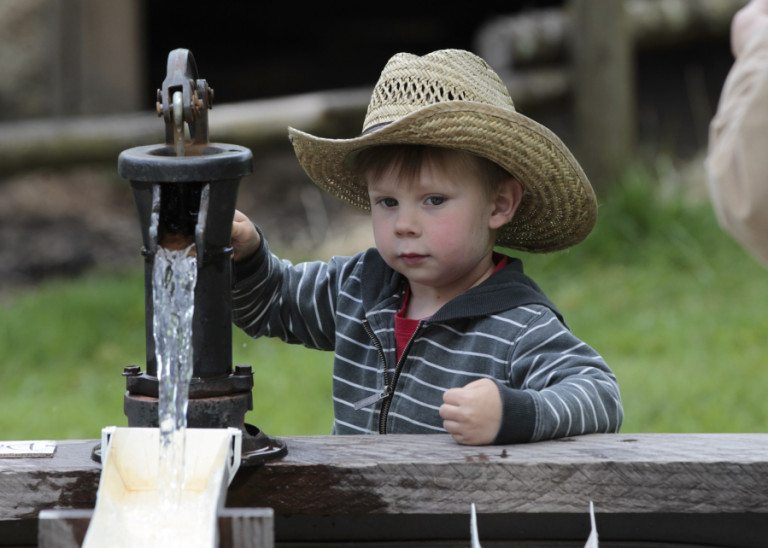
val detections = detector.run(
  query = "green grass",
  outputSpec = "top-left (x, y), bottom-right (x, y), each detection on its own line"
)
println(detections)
top-left (0, 273), bottom-right (334, 440)
top-left (2, 166), bottom-right (767, 439)
top-left (513, 167), bottom-right (768, 433)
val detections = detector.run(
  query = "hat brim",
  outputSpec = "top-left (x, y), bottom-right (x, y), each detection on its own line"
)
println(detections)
top-left (288, 101), bottom-right (596, 252)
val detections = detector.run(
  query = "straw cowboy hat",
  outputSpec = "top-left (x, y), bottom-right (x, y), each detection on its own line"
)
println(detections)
top-left (288, 49), bottom-right (596, 252)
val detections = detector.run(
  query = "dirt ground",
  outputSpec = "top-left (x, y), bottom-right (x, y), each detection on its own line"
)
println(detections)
top-left (0, 149), bottom-right (373, 298)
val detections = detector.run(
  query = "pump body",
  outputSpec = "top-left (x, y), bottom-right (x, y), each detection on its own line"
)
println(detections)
top-left (116, 49), bottom-right (285, 465)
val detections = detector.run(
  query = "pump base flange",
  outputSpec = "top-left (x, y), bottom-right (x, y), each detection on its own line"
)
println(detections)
top-left (241, 423), bottom-right (287, 466)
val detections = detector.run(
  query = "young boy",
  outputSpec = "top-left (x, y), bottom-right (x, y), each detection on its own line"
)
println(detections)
top-left (231, 49), bottom-right (622, 445)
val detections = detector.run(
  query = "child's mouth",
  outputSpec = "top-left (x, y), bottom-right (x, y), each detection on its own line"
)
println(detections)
top-left (399, 253), bottom-right (428, 265)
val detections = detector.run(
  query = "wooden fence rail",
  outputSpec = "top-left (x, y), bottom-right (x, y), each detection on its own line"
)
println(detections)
top-left (476, 0), bottom-right (743, 69)
top-left (1, 433), bottom-right (767, 546)
top-left (0, 1), bottom-right (744, 181)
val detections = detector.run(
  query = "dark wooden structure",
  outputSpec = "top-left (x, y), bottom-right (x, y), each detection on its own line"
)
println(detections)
top-left (2, 434), bottom-right (767, 547)
top-left (36, 508), bottom-right (274, 548)
top-left (571, 0), bottom-right (635, 191)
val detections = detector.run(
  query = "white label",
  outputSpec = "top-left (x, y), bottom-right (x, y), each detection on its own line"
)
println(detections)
top-left (0, 440), bottom-right (56, 458)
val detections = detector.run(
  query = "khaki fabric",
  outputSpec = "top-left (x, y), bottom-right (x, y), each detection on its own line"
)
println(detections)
top-left (707, 23), bottom-right (768, 265)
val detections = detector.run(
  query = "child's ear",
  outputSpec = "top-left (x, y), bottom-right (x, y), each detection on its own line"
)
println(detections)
top-left (489, 178), bottom-right (523, 229)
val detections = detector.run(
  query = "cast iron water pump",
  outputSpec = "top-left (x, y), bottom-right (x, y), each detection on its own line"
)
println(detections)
top-left (116, 49), bottom-right (285, 465)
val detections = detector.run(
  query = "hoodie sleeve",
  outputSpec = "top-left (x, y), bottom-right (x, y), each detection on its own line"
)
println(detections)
top-left (231, 228), bottom-right (357, 351)
top-left (494, 307), bottom-right (623, 444)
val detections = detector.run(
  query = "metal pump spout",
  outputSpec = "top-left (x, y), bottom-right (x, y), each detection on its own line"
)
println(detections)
top-left (115, 48), bottom-right (286, 465)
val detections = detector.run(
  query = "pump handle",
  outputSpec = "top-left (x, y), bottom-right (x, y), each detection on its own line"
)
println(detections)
top-left (156, 49), bottom-right (213, 146)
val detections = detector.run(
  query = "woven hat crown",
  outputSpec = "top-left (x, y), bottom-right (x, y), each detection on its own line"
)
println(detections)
top-left (363, 49), bottom-right (516, 132)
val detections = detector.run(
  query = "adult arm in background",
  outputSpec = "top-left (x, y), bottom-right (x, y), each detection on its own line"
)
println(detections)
top-left (706, 0), bottom-right (768, 265)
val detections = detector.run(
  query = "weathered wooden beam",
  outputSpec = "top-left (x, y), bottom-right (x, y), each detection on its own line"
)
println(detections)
top-left (228, 433), bottom-right (768, 515)
top-left (0, 88), bottom-right (370, 178)
top-left (3, 433), bottom-right (768, 523)
top-left (3, 434), bottom-right (768, 546)
top-left (627, 0), bottom-right (745, 49)
top-left (476, 7), bottom-right (568, 69)
top-left (476, 0), bottom-right (745, 69)
top-left (0, 74), bottom-right (572, 179)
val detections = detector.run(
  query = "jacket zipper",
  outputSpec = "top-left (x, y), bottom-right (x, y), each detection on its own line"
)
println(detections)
top-left (378, 322), bottom-right (424, 434)
top-left (354, 319), bottom-right (391, 411)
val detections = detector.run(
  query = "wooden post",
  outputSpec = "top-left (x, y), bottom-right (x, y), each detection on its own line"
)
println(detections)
top-left (38, 508), bottom-right (274, 548)
top-left (38, 510), bottom-right (92, 548)
top-left (218, 508), bottom-right (274, 548)
top-left (50, 0), bottom-right (144, 116)
top-left (571, 0), bottom-right (635, 192)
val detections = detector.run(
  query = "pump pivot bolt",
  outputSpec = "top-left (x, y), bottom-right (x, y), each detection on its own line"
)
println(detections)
top-left (122, 365), bottom-right (142, 377)
top-left (234, 365), bottom-right (252, 377)
top-left (155, 89), bottom-right (163, 116)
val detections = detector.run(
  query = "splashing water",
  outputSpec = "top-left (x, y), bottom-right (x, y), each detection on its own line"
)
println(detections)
top-left (152, 244), bottom-right (197, 510)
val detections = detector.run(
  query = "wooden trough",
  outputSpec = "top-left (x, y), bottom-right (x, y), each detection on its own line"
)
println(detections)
top-left (1, 433), bottom-right (767, 547)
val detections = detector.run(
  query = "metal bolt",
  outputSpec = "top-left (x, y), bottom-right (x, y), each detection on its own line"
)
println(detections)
top-left (122, 365), bottom-right (141, 377)
top-left (234, 365), bottom-right (252, 377)
top-left (191, 90), bottom-right (203, 113)
top-left (155, 89), bottom-right (163, 116)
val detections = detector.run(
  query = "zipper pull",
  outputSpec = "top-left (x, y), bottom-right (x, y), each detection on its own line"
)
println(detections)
top-left (353, 388), bottom-right (390, 410)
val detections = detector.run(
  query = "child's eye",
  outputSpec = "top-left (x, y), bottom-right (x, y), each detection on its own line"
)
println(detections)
top-left (425, 195), bottom-right (445, 206)
top-left (377, 197), bottom-right (398, 208)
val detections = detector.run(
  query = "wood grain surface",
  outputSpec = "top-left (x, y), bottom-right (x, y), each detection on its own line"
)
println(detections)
top-left (2, 433), bottom-right (767, 522)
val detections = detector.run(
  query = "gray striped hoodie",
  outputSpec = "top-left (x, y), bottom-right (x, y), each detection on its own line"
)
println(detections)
top-left (232, 236), bottom-right (623, 444)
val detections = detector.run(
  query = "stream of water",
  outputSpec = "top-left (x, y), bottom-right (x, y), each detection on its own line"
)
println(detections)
top-left (152, 244), bottom-right (197, 510)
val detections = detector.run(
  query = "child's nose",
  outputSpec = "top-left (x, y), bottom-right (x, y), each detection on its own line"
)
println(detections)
top-left (394, 207), bottom-right (420, 237)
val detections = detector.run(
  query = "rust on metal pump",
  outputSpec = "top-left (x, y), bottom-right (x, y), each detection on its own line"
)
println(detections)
top-left (156, 48), bottom-right (214, 155)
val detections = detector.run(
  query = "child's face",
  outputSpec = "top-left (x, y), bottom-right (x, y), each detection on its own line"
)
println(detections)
top-left (367, 159), bottom-right (512, 301)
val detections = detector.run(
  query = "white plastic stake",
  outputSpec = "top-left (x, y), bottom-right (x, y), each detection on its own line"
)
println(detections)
top-left (470, 503), bottom-right (481, 548)
top-left (584, 500), bottom-right (599, 548)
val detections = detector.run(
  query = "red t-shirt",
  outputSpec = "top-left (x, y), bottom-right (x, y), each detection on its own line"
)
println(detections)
top-left (394, 254), bottom-right (509, 362)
